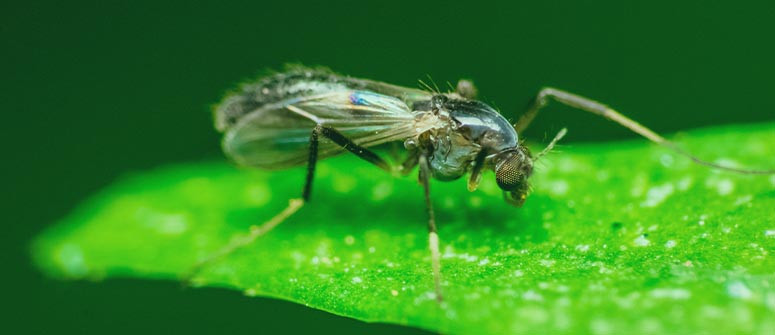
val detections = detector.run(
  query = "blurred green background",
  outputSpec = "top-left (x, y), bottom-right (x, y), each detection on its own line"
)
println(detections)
top-left (4, 1), bottom-right (774, 334)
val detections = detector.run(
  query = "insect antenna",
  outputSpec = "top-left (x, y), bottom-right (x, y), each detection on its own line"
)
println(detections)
top-left (417, 78), bottom-right (436, 94)
top-left (429, 74), bottom-right (441, 94)
top-left (445, 81), bottom-right (455, 93)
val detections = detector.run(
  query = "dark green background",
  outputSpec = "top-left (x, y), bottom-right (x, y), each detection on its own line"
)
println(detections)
top-left (4, 1), bottom-right (774, 334)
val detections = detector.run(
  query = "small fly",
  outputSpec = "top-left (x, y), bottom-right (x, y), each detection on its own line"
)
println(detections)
top-left (187, 66), bottom-right (774, 301)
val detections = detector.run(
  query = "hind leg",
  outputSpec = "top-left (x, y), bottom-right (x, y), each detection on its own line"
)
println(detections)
top-left (184, 124), bottom-right (393, 280)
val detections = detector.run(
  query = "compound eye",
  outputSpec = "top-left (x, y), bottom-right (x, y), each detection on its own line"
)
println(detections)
top-left (495, 157), bottom-right (523, 191)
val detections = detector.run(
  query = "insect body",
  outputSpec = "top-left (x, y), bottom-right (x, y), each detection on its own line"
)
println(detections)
top-left (189, 66), bottom-right (774, 301)
top-left (215, 69), bottom-right (535, 206)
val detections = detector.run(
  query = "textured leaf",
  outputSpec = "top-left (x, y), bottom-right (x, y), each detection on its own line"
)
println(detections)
top-left (32, 123), bottom-right (775, 334)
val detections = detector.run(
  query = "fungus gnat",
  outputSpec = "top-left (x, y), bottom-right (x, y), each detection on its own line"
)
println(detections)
top-left (187, 66), bottom-right (775, 301)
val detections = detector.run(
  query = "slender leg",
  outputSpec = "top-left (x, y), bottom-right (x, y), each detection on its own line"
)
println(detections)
top-left (466, 149), bottom-right (489, 192)
top-left (398, 148), bottom-right (420, 176)
top-left (315, 124), bottom-right (392, 173)
top-left (184, 124), bottom-right (394, 280)
top-left (418, 154), bottom-right (443, 302)
top-left (514, 87), bottom-right (775, 174)
top-left (182, 198), bottom-right (305, 282)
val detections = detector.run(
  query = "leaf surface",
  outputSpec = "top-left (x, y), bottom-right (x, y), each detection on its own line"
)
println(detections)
top-left (33, 123), bottom-right (775, 334)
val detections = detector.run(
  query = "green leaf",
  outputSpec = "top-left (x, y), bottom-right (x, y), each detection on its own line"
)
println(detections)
top-left (32, 123), bottom-right (775, 334)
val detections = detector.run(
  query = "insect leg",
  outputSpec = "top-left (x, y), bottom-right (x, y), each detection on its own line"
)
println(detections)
top-left (183, 198), bottom-right (304, 281)
top-left (467, 150), bottom-right (489, 192)
top-left (514, 87), bottom-right (775, 174)
top-left (418, 154), bottom-right (443, 302)
top-left (398, 148), bottom-right (420, 176)
top-left (304, 124), bottom-right (395, 200)
top-left (184, 126), bottom-right (396, 281)
top-left (184, 126), bottom-right (330, 280)
top-left (315, 124), bottom-right (392, 173)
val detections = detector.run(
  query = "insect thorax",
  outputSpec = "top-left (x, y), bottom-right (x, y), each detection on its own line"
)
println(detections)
top-left (412, 96), bottom-right (519, 181)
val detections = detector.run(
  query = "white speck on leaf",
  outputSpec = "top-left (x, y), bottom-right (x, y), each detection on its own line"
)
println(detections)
top-left (548, 180), bottom-right (569, 196)
top-left (641, 183), bottom-right (674, 207)
top-left (522, 289), bottom-right (543, 301)
top-left (157, 214), bottom-right (188, 235)
top-left (344, 235), bottom-right (355, 245)
top-left (352, 276), bottom-right (363, 284)
top-left (630, 173), bottom-right (648, 197)
top-left (576, 244), bottom-right (590, 252)
top-left (442, 247), bottom-right (479, 262)
top-left (765, 230), bottom-right (775, 238)
top-left (371, 181), bottom-right (393, 201)
top-left (665, 240), bottom-right (677, 248)
top-left (634, 235), bottom-right (651, 247)
top-left (590, 318), bottom-right (614, 335)
top-left (138, 209), bottom-right (189, 236)
top-left (650, 288), bottom-right (691, 300)
top-left (660, 154), bottom-right (675, 167)
top-left (676, 176), bottom-right (693, 191)
top-left (715, 179), bottom-right (735, 196)
top-left (727, 281), bottom-right (753, 299)
top-left (733, 195), bottom-right (753, 206)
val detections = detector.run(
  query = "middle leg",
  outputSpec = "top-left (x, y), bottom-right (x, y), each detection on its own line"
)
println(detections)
top-left (418, 154), bottom-right (443, 302)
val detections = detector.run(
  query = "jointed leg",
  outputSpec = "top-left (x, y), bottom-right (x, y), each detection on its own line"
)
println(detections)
top-left (515, 88), bottom-right (666, 143)
top-left (398, 148), bottom-right (420, 176)
top-left (306, 123), bottom-right (392, 199)
top-left (466, 150), bottom-right (489, 192)
top-left (183, 198), bottom-right (304, 281)
top-left (184, 124), bottom-right (394, 280)
top-left (419, 154), bottom-right (443, 302)
top-left (515, 87), bottom-right (775, 174)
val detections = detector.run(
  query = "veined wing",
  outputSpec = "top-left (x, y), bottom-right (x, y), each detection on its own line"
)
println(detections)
top-left (222, 89), bottom-right (420, 169)
top-left (214, 66), bottom-right (433, 132)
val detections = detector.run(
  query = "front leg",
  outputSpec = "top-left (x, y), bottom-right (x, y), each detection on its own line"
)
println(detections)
top-left (514, 87), bottom-right (775, 174)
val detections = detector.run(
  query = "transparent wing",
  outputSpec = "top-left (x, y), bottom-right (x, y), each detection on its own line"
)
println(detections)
top-left (222, 89), bottom-right (420, 169)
